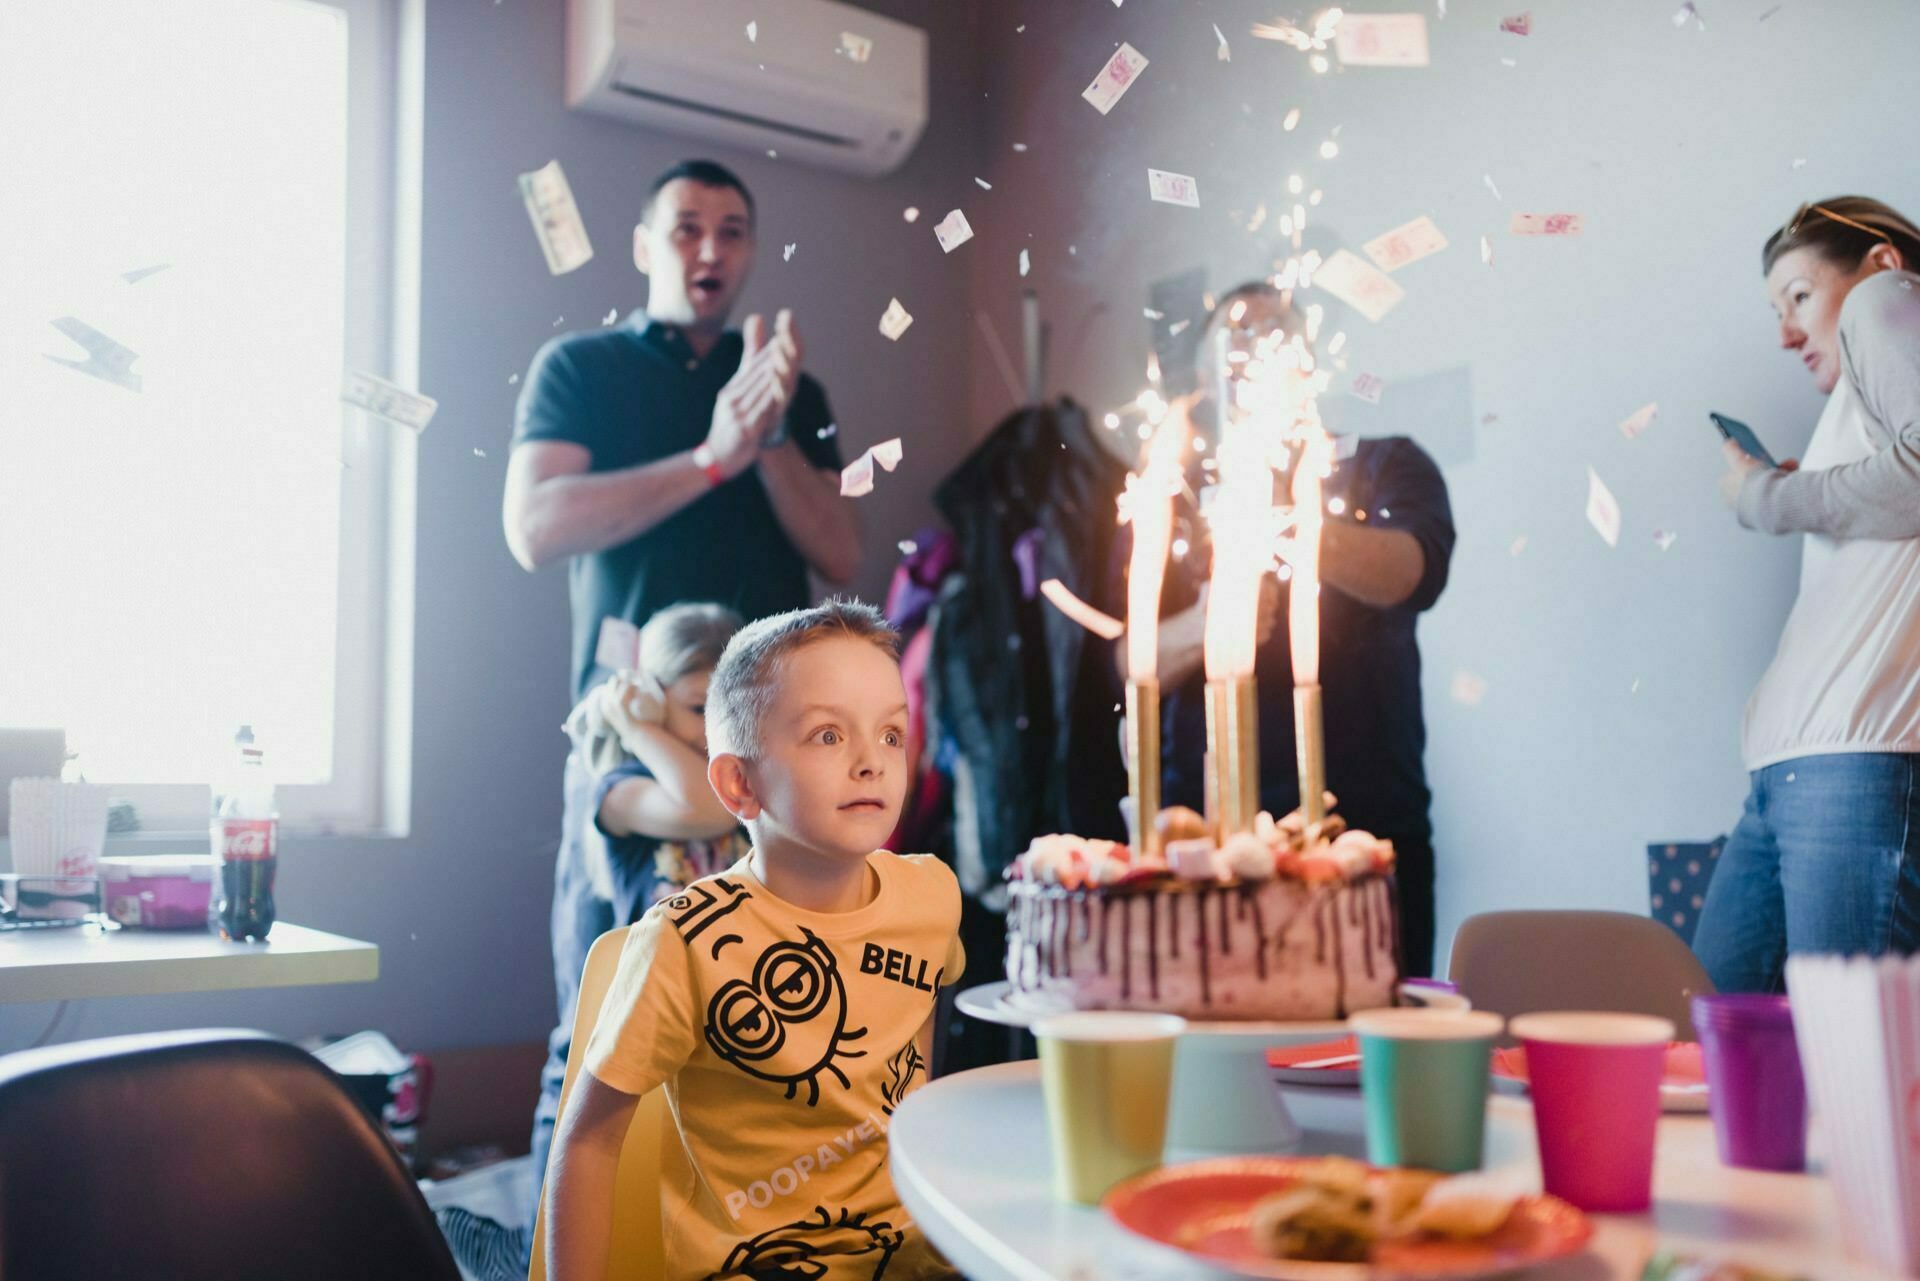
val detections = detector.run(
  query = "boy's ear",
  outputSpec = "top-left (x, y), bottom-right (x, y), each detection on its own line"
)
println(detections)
top-left (633, 224), bottom-right (652, 277)
top-left (708, 754), bottom-right (760, 821)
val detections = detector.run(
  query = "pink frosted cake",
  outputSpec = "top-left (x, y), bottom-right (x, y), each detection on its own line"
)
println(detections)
top-left (1004, 807), bottom-right (1399, 1021)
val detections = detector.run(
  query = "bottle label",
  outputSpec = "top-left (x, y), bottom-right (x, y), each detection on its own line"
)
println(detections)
top-left (213, 817), bottom-right (277, 862)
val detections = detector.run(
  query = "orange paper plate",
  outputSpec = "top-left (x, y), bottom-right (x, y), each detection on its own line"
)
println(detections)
top-left (1104, 1156), bottom-right (1593, 1281)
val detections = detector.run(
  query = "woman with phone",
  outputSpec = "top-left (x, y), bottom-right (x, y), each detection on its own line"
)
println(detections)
top-left (1694, 196), bottom-right (1920, 992)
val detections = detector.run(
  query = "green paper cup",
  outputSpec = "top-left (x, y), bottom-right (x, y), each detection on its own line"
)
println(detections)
top-left (1033, 1012), bottom-right (1185, 1204)
top-left (1352, 1008), bottom-right (1505, 1172)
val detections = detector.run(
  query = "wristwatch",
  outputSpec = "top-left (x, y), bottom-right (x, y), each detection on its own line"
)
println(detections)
top-left (691, 443), bottom-right (726, 488)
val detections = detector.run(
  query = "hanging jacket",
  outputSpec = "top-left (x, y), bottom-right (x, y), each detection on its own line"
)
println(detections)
top-left (930, 399), bottom-right (1132, 894)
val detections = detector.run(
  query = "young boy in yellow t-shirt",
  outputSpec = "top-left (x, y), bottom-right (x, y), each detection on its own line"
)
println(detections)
top-left (544, 599), bottom-right (966, 1281)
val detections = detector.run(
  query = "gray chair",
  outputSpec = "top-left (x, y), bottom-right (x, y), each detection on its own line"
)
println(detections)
top-left (1447, 910), bottom-right (1716, 1041)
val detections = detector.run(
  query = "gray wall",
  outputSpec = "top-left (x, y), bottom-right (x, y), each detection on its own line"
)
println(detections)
top-left (962, 0), bottom-right (1920, 966)
top-left (0, 0), bottom-right (983, 1053)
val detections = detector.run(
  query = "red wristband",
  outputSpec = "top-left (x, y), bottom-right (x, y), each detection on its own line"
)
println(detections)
top-left (691, 444), bottom-right (725, 488)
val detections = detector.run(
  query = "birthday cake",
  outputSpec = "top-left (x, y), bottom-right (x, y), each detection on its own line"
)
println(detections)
top-left (1004, 805), bottom-right (1399, 1021)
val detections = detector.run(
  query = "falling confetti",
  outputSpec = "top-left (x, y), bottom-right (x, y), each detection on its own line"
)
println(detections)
top-left (1363, 215), bottom-right (1449, 272)
top-left (839, 437), bottom-right (903, 498)
top-left (1619, 402), bottom-right (1659, 439)
top-left (878, 298), bottom-right (913, 341)
top-left (1012, 143), bottom-right (1028, 152)
top-left (1213, 22), bottom-right (1231, 60)
top-left (45, 317), bottom-right (142, 392)
top-left (1509, 535), bottom-right (1529, 556)
top-left (745, 19), bottom-right (757, 41)
top-left (509, 373), bottom-right (520, 385)
top-left (1451, 671), bottom-right (1489, 707)
top-left (1654, 529), bottom-right (1678, 552)
top-left (1791, 157), bottom-right (1807, 170)
top-left (1147, 169), bottom-right (1200, 207)
top-left (1510, 212), bottom-right (1585, 236)
top-left (602, 308), bottom-right (618, 325)
top-left (1500, 12), bottom-right (1532, 35)
top-left (898, 539), bottom-right (918, 556)
top-left (975, 177), bottom-right (992, 191)
top-left (474, 448), bottom-right (487, 458)
top-left (342, 369), bottom-right (438, 434)
top-left (1082, 42), bottom-right (1149, 115)
top-left (1019, 248), bottom-right (1031, 277)
top-left (783, 243), bottom-right (796, 262)
top-left (1314, 249), bottom-right (1405, 323)
top-left (121, 263), bottom-right (171, 284)
top-left (1335, 13), bottom-right (1431, 66)
top-left (838, 31), bottom-right (873, 62)
top-left (1480, 235), bottom-right (1495, 266)
top-left (903, 206), bottom-right (920, 222)
top-left (1586, 466), bottom-right (1622, 547)
top-left (1039, 579), bottom-right (1124, 640)
top-left (518, 160), bottom-right (594, 275)
top-left (553, 316), bottom-right (564, 327)
top-left (1351, 373), bottom-right (1385, 404)
top-left (1282, 107), bottom-right (1302, 131)
top-left (933, 209), bottom-right (973, 252)
top-left (1672, 1), bottom-right (1703, 29)
top-left (1483, 173), bottom-right (1503, 201)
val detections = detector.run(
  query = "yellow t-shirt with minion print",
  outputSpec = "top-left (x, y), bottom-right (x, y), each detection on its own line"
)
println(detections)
top-left (582, 851), bottom-right (966, 1281)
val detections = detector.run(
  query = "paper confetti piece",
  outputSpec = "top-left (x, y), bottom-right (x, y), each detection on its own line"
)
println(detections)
top-left (1619, 402), bottom-right (1659, 439)
top-left (878, 298), bottom-right (913, 341)
top-left (1672, 1), bottom-right (1702, 28)
top-left (1351, 373), bottom-right (1385, 404)
top-left (975, 177), bottom-right (992, 190)
top-left (602, 308), bottom-right (619, 325)
top-left (872, 438), bottom-right (902, 470)
top-left (1283, 107), bottom-right (1302, 131)
top-left (1335, 13), bottom-right (1431, 67)
top-left (1019, 249), bottom-right (1031, 277)
top-left (518, 159), bottom-right (593, 275)
top-left (1147, 168), bottom-right (1199, 207)
top-left (1214, 22), bottom-right (1231, 60)
top-left (745, 19), bottom-right (757, 41)
top-left (1500, 12), bottom-right (1532, 34)
top-left (1451, 671), bottom-right (1489, 706)
top-left (903, 207), bottom-right (920, 222)
top-left (1654, 529), bottom-right (1678, 552)
top-left (45, 317), bottom-right (143, 392)
top-left (933, 209), bottom-right (974, 253)
top-left (1313, 249), bottom-right (1406, 323)
top-left (1509, 535), bottom-right (1528, 556)
top-left (839, 31), bottom-right (873, 62)
top-left (121, 263), bottom-right (171, 285)
top-left (1040, 579), bottom-right (1125, 640)
top-left (342, 369), bottom-right (438, 433)
top-left (1483, 173), bottom-right (1502, 201)
top-left (1480, 235), bottom-right (1494, 266)
top-left (1363, 215), bottom-right (1448, 272)
top-left (1586, 466), bottom-right (1621, 547)
top-left (781, 243), bottom-right (795, 263)
top-left (1510, 212), bottom-right (1585, 236)
top-left (1082, 42), bottom-right (1149, 115)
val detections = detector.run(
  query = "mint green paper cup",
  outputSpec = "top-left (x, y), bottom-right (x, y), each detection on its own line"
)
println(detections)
top-left (1352, 1008), bottom-right (1505, 1172)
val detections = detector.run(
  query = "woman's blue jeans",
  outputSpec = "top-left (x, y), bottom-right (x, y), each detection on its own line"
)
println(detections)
top-left (1693, 752), bottom-right (1920, 993)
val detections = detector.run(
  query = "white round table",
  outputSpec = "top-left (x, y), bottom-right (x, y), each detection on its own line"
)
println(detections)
top-left (889, 1060), bottom-right (1890, 1281)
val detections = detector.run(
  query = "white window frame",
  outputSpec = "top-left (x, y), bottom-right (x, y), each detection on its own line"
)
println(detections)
top-left (76, 0), bottom-right (417, 843)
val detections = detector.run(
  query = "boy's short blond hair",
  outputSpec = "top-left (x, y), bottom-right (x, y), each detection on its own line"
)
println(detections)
top-left (705, 599), bottom-right (901, 760)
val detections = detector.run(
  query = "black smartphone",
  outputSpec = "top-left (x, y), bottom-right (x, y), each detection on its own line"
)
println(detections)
top-left (1710, 412), bottom-right (1780, 469)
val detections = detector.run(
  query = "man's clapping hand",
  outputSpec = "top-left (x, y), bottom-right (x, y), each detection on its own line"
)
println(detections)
top-left (703, 309), bottom-right (804, 477)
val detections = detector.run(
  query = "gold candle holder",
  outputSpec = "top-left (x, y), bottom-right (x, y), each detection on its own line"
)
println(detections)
top-left (1124, 679), bottom-right (1161, 857)
top-left (1205, 676), bottom-right (1260, 840)
top-left (1294, 683), bottom-right (1326, 827)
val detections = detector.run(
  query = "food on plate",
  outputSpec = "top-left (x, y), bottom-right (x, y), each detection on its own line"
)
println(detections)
top-left (1247, 1160), bottom-right (1520, 1261)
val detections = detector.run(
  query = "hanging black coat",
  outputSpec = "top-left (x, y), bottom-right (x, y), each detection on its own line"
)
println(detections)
top-left (930, 399), bottom-right (1133, 893)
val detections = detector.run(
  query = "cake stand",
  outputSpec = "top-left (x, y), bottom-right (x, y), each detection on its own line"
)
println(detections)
top-left (954, 980), bottom-right (1465, 1154)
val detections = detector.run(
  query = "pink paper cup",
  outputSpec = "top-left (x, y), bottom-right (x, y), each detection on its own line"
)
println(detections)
top-left (1509, 1012), bottom-right (1674, 1213)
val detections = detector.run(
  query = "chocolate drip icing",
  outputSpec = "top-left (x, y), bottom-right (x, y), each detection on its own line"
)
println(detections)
top-left (1195, 886), bottom-right (1211, 1006)
top-left (1359, 882), bottom-right (1375, 981)
top-left (1145, 895), bottom-right (1159, 999)
top-left (1327, 893), bottom-right (1348, 1016)
top-left (1078, 895), bottom-right (1092, 944)
top-left (1054, 892), bottom-right (1071, 978)
top-left (1169, 892), bottom-right (1181, 960)
top-left (1245, 887), bottom-right (1269, 980)
top-left (1119, 894), bottom-right (1133, 1000)
top-left (1098, 896), bottom-right (1111, 976)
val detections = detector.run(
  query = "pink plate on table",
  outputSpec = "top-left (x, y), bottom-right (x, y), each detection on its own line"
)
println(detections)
top-left (1104, 1157), bottom-right (1593, 1281)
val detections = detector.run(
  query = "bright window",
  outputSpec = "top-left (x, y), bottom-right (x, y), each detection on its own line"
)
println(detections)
top-left (0, 0), bottom-right (405, 834)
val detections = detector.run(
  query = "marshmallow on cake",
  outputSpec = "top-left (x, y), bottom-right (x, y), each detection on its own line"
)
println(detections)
top-left (1003, 801), bottom-right (1399, 1021)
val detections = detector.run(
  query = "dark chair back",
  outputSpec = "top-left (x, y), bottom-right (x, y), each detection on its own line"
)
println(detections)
top-left (0, 1029), bottom-right (459, 1281)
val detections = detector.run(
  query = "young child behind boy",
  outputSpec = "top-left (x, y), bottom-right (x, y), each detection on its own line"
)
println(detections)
top-left (545, 599), bottom-right (965, 1281)
top-left (570, 602), bottom-right (750, 925)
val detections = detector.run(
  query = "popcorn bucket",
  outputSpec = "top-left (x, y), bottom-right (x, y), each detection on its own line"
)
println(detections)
top-left (8, 779), bottom-right (110, 879)
top-left (1784, 954), bottom-right (1920, 1274)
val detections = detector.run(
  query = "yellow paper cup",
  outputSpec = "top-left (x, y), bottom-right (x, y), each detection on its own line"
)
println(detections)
top-left (1033, 1011), bottom-right (1186, 1204)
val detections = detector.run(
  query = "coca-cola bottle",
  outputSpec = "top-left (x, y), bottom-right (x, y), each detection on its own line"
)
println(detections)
top-left (210, 725), bottom-right (277, 941)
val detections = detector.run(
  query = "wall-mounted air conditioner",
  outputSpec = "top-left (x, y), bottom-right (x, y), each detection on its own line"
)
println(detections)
top-left (567, 0), bottom-right (929, 178)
